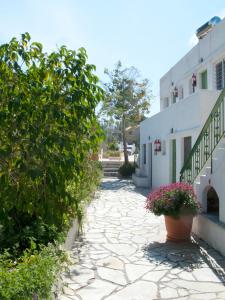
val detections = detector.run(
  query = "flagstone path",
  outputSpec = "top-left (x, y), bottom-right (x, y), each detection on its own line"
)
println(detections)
top-left (59, 178), bottom-right (225, 300)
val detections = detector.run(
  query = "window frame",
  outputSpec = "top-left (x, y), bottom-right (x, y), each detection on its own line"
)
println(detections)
top-left (216, 60), bottom-right (225, 90)
top-left (201, 69), bottom-right (208, 89)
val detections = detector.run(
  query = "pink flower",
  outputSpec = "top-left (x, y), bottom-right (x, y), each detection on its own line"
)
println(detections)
top-left (145, 182), bottom-right (200, 217)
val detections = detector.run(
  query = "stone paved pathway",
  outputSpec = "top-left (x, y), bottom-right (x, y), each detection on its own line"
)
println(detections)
top-left (59, 178), bottom-right (225, 300)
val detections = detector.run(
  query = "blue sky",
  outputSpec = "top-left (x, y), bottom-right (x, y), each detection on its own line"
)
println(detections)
top-left (1, 0), bottom-right (225, 116)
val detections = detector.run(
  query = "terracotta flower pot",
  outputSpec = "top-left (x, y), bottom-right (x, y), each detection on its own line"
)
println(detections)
top-left (164, 215), bottom-right (193, 242)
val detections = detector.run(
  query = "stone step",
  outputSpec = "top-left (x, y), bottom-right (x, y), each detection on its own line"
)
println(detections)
top-left (102, 163), bottom-right (122, 167)
top-left (104, 167), bottom-right (119, 171)
top-left (104, 171), bottom-right (119, 177)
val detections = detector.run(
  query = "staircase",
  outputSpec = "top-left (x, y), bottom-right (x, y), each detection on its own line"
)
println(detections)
top-left (180, 88), bottom-right (225, 184)
top-left (180, 88), bottom-right (225, 257)
top-left (102, 160), bottom-right (122, 177)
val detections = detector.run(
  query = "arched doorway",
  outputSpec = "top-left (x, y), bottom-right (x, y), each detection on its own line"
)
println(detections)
top-left (207, 187), bottom-right (219, 216)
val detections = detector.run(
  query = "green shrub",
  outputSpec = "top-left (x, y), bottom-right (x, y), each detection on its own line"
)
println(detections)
top-left (0, 33), bottom-right (103, 299)
top-left (0, 33), bottom-right (103, 253)
top-left (0, 244), bottom-right (66, 300)
top-left (118, 162), bottom-right (136, 177)
top-left (0, 160), bottom-right (102, 254)
top-left (103, 151), bottom-right (120, 158)
top-left (108, 142), bottom-right (119, 151)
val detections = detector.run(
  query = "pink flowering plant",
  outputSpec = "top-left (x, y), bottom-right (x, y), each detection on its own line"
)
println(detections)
top-left (146, 183), bottom-right (200, 218)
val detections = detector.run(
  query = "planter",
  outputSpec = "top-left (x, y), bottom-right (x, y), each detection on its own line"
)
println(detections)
top-left (164, 215), bottom-right (194, 242)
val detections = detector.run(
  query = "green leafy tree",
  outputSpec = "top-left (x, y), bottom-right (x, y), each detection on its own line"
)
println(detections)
top-left (102, 61), bottom-right (152, 163)
top-left (0, 33), bottom-right (104, 251)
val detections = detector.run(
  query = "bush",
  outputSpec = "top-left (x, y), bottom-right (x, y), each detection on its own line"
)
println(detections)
top-left (0, 33), bottom-right (103, 253)
top-left (108, 142), bottom-right (119, 151)
top-left (0, 244), bottom-right (66, 300)
top-left (0, 160), bottom-right (102, 254)
top-left (145, 183), bottom-right (200, 218)
top-left (0, 33), bottom-right (103, 298)
top-left (103, 150), bottom-right (120, 158)
top-left (118, 162), bottom-right (136, 177)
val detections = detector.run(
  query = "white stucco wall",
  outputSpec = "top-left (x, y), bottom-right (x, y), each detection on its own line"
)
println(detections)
top-left (136, 16), bottom-right (225, 258)
top-left (140, 90), bottom-right (219, 188)
top-left (160, 18), bottom-right (225, 111)
top-left (194, 138), bottom-right (225, 223)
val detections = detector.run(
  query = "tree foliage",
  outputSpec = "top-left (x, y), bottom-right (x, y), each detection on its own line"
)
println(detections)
top-left (0, 33), bottom-right (104, 252)
top-left (102, 61), bottom-right (151, 163)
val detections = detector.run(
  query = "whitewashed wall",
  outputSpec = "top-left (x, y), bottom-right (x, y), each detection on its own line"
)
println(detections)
top-left (160, 18), bottom-right (225, 111)
top-left (140, 90), bottom-right (219, 188)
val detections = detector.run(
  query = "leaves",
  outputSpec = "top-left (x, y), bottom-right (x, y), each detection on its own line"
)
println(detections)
top-left (102, 61), bottom-right (152, 120)
top-left (101, 61), bottom-right (152, 162)
top-left (0, 33), bottom-right (104, 252)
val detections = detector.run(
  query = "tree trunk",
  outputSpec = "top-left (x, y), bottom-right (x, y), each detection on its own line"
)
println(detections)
top-left (122, 115), bottom-right (129, 164)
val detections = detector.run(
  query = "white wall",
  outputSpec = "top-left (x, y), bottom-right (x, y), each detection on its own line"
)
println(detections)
top-left (194, 138), bottom-right (225, 223)
top-left (193, 214), bottom-right (225, 257)
top-left (160, 18), bottom-right (225, 111)
top-left (140, 90), bottom-right (220, 188)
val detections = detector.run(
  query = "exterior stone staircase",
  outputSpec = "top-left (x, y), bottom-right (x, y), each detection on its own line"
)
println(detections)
top-left (179, 89), bottom-right (225, 256)
top-left (102, 160), bottom-right (122, 177)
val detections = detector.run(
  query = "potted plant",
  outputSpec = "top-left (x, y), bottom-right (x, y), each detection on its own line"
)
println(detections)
top-left (145, 183), bottom-right (200, 242)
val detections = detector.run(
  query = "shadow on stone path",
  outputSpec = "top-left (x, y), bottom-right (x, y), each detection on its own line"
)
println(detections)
top-left (59, 178), bottom-right (225, 300)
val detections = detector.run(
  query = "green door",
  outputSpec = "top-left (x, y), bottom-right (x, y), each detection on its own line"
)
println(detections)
top-left (172, 139), bottom-right (176, 182)
top-left (201, 70), bottom-right (208, 89)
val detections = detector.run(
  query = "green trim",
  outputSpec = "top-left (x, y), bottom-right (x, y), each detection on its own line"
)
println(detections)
top-left (180, 88), bottom-right (225, 183)
top-left (172, 139), bottom-right (176, 183)
top-left (201, 70), bottom-right (208, 89)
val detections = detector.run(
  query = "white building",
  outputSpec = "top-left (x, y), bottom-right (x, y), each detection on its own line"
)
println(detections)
top-left (133, 17), bottom-right (225, 255)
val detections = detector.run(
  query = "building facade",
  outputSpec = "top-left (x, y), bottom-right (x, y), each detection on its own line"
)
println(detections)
top-left (133, 17), bottom-right (225, 255)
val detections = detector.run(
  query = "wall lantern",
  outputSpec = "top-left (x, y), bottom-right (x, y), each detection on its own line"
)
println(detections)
top-left (192, 73), bottom-right (197, 92)
top-left (173, 86), bottom-right (178, 97)
top-left (154, 139), bottom-right (161, 154)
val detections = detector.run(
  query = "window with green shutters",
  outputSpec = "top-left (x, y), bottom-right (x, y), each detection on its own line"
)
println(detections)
top-left (201, 70), bottom-right (208, 89)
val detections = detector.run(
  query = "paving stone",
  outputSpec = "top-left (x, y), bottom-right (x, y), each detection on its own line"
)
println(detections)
top-left (218, 291), bottom-right (225, 298)
top-left (103, 243), bottom-right (137, 256)
top-left (160, 286), bottom-right (179, 298)
top-left (173, 279), bottom-right (225, 293)
top-left (68, 266), bottom-right (95, 285)
top-left (125, 263), bottom-right (154, 282)
top-left (190, 293), bottom-right (217, 299)
top-left (97, 266), bottom-right (127, 285)
top-left (96, 256), bottom-right (124, 270)
top-left (59, 178), bottom-right (225, 300)
top-left (63, 286), bottom-right (75, 296)
top-left (106, 280), bottom-right (158, 300)
top-left (192, 267), bottom-right (221, 282)
top-left (178, 288), bottom-right (189, 296)
top-left (59, 295), bottom-right (79, 300)
top-left (76, 279), bottom-right (116, 300)
top-left (67, 282), bottom-right (87, 291)
top-left (142, 270), bottom-right (167, 282)
top-left (178, 270), bottom-right (196, 281)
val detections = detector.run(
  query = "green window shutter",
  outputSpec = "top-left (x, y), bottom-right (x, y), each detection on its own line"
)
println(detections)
top-left (201, 70), bottom-right (208, 89)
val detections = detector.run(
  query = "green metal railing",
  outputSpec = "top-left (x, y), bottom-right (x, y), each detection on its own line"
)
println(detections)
top-left (180, 88), bottom-right (225, 184)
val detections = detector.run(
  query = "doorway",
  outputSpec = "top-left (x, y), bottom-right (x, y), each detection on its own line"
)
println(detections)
top-left (171, 139), bottom-right (176, 182)
top-left (207, 187), bottom-right (219, 217)
top-left (148, 143), bottom-right (152, 187)
top-left (183, 136), bottom-right (192, 163)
